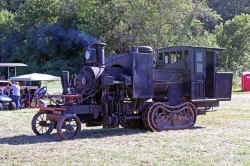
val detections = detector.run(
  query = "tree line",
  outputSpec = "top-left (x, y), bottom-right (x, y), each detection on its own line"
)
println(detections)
top-left (0, 0), bottom-right (249, 75)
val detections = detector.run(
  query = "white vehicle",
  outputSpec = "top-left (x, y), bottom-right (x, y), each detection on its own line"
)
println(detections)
top-left (0, 81), bottom-right (16, 110)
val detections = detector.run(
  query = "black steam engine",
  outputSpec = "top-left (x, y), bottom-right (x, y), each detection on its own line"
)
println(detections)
top-left (32, 42), bottom-right (233, 140)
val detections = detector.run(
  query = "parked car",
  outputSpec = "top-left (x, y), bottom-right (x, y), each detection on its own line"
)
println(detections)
top-left (0, 80), bottom-right (16, 110)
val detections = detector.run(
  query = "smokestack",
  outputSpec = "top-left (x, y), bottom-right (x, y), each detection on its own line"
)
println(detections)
top-left (91, 42), bottom-right (106, 67)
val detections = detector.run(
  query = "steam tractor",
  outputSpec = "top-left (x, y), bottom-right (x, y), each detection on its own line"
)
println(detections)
top-left (31, 42), bottom-right (233, 140)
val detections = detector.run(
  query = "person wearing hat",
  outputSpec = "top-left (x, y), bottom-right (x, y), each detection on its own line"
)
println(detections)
top-left (11, 81), bottom-right (21, 110)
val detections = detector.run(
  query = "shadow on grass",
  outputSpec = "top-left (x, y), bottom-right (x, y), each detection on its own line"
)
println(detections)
top-left (189, 126), bottom-right (205, 130)
top-left (233, 90), bottom-right (243, 92)
top-left (232, 90), bottom-right (250, 94)
top-left (0, 128), bottom-right (147, 145)
top-left (0, 126), bottom-right (204, 145)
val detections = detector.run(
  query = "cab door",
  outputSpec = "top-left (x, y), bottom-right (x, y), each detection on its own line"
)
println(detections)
top-left (191, 49), bottom-right (206, 99)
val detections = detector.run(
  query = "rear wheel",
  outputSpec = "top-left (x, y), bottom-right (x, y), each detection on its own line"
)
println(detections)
top-left (56, 115), bottom-right (81, 140)
top-left (32, 111), bottom-right (55, 136)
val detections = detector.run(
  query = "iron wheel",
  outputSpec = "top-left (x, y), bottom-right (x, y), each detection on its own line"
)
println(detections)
top-left (56, 115), bottom-right (81, 140)
top-left (31, 111), bottom-right (55, 136)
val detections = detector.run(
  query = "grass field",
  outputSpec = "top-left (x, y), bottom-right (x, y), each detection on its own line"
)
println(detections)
top-left (0, 93), bottom-right (250, 166)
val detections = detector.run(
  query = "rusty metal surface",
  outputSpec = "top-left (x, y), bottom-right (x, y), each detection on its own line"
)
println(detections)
top-left (143, 102), bottom-right (197, 131)
top-left (56, 115), bottom-right (81, 140)
top-left (132, 51), bottom-right (153, 98)
top-left (75, 66), bottom-right (104, 97)
top-left (46, 113), bottom-right (62, 122)
top-left (47, 94), bottom-right (82, 105)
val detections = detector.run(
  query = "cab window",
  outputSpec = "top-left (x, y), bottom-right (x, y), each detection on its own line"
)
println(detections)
top-left (195, 51), bottom-right (203, 73)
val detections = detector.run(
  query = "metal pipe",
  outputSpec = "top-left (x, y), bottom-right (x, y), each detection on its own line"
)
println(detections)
top-left (7, 67), bottom-right (9, 79)
top-left (62, 71), bottom-right (70, 94)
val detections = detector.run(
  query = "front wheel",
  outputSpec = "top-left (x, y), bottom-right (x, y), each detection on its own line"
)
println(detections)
top-left (32, 111), bottom-right (55, 136)
top-left (56, 115), bottom-right (81, 140)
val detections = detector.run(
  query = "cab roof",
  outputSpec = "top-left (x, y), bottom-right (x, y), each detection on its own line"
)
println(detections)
top-left (158, 46), bottom-right (225, 52)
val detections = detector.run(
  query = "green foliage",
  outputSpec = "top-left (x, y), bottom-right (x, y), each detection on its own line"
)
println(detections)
top-left (215, 14), bottom-right (250, 73)
top-left (0, 9), bottom-right (15, 61)
top-left (0, 10), bottom-right (14, 39)
top-left (77, 0), bottom-right (218, 53)
top-left (0, 0), bottom-right (24, 12)
top-left (207, 0), bottom-right (250, 21)
top-left (0, 0), bottom-right (249, 75)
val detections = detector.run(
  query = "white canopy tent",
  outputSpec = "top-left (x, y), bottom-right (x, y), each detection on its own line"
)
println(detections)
top-left (10, 73), bottom-right (61, 81)
top-left (9, 73), bottom-right (62, 108)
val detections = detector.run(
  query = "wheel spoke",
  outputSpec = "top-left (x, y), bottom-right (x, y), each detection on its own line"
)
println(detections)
top-left (57, 116), bottom-right (81, 140)
top-left (32, 112), bottom-right (54, 136)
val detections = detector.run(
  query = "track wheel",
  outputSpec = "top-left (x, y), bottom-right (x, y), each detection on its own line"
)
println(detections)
top-left (144, 103), bottom-right (197, 132)
top-left (56, 115), bottom-right (81, 140)
top-left (32, 111), bottom-right (55, 136)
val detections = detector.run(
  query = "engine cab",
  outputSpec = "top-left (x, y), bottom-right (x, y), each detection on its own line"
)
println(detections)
top-left (156, 46), bottom-right (233, 109)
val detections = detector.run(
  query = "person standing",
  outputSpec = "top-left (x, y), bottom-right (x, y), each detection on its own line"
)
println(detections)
top-left (11, 81), bottom-right (21, 110)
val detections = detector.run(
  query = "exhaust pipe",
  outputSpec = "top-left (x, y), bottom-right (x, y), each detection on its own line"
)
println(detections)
top-left (62, 71), bottom-right (70, 94)
top-left (91, 42), bottom-right (106, 67)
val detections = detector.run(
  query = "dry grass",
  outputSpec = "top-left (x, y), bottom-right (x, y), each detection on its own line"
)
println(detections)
top-left (0, 94), bottom-right (250, 166)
